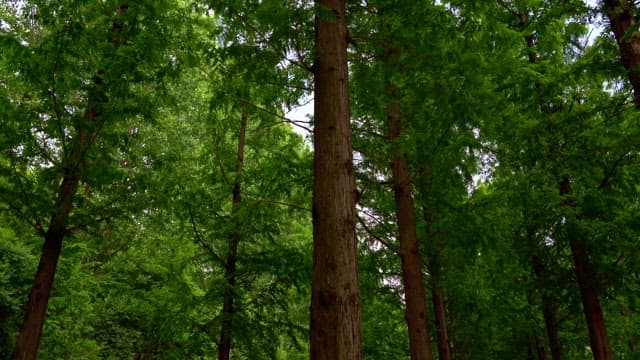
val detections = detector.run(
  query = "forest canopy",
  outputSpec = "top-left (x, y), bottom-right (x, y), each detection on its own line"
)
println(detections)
top-left (0, 1), bottom-right (639, 359)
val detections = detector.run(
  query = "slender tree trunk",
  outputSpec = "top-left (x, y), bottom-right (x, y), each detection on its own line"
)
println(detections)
top-left (431, 279), bottom-right (451, 360)
top-left (570, 238), bottom-right (612, 360)
top-left (518, 14), bottom-right (562, 360)
top-left (386, 94), bottom-right (433, 360)
top-left (530, 245), bottom-right (562, 360)
top-left (603, 0), bottom-right (640, 106)
top-left (423, 206), bottom-right (451, 360)
top-left (217, 109), bottom-right (248, 360)
top-left (310, 1), bottom-right (361, 359)
top-left (560, 178), bottom-right (612, 360)
top-left (13, 7), bottom-right (125, 358)
top-left (13, 113), bottom-right (95, 360)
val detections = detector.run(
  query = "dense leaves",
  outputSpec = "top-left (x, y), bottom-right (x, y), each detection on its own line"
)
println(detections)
top-left (1, 0), bottom-right (639, 359)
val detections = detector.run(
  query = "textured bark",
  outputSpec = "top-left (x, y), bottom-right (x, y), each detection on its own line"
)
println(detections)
top-left (386, 97), bottom-right (433, 360)
top-left (310, 0), bottom-right (362, 359)
top-left (560, 178), bottom-right (612, 360)
top-left (603, 0), bottom-right (640, 106)
top-left (217, 109), bottom-right (248, 360)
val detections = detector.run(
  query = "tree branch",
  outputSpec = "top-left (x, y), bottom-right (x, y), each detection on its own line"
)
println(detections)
top-left (186, 204), bottom-right (225, 267)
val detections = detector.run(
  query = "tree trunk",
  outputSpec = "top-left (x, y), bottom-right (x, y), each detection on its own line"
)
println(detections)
top-left (431, 281), bottom-right (451, 360)
top-left (422, 205), bottom-right (451, 360)
top-left (560, 178), bottom-right (612, 360)
top-left (570, 238), bottom-right (612, 360)
top-left (531, 249), bottom-right (562, 360)
top-left (13, 7), bottom-right (125, 358)
top-left (13, 115), bottom-right (94, 360)
top-left (603, 0), bottom-right (640, 106)
top-left (217, 109), bottom-right (248, 360)
top-left (386, 97), bottom-right (433, 360)
top-left (310, 1), bottom-right (362, 359)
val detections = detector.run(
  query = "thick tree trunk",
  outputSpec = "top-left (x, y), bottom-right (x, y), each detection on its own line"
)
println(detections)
top-left (386, 98), bottom-right (433, 360)
top-left (310, 1), bottom-right (362, 359)
top-left (217, 109), bottom-right (248, 360)
top-left (560, 178), bottom-right (612, 360)
top-left (603, 0), bottom-right (640, 106)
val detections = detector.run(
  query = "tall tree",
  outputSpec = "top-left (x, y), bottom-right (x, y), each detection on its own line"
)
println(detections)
top-left (310, 0), bottom-right (362, 359)
top-left (12, 5), bottom-right (128, 358)
top-left (218, 107), bottom-right (248, 360)
top-left (0, 1), bottom-right (185, 357)
top-left (384, 49), bottom-right (433, 360)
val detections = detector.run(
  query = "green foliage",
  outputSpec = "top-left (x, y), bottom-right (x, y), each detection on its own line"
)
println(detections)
top-left (1, 0), bottom-right (640, 359)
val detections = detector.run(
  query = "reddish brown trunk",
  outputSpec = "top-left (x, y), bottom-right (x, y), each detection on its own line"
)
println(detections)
top-left (217, 109), bottom-right (248, 360)
top-left (603, 0), bottom-right (640, 106)
top-left (560, 178), bottom-right (612, 360)
top-left (570, 238), bottom-right (612, 360)
top-left (424, 209), bottom-right (451, 360)
top-left (386, 98), bottom-right (433, 360)
top-left (13, 8), bottom-right (125, 358)
top-left (310, 1), bottom-right (362, 359)
top-left (13, 124), bottom-right (92, 360)
top-left (12, 227), bottom-right (64, 360)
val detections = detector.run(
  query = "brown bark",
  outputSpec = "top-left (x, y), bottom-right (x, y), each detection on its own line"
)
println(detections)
top-left (310, 1), bottom-right (362, 359)
top-left (532, 254), bottom-right (562, 360)
top-left (386, 97), bottom-right (433, 360)
top-left (422, 204), bottom-right (451, 359)
top-left (431, 281), bottom-right (451, 360)
top-left (13, 111), bottom-right (95, 360)
top-left (560, 178), bottom-right (612, 360)
top-left (217, 109), bottom-right (248, 360)
top-left (13, 7), bottom-right (125, 359)
top-left (603, 0), bottom-right (640, 106)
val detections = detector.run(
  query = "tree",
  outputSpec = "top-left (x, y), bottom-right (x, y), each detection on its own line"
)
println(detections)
top-left (310, 0), bottom-right (362, 359)
top-left (0, 1), bottom-right (188, 357)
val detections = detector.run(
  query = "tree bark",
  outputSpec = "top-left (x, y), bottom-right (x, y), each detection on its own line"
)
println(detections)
top-left (603, 0), bottom-right (640, 106)
top-left (217, 108), bottom-right (248, 360)
top-left (310, 1), bottom-right (362, 359)
top-left (431, 280), bottom-right (451, 360)
top-left (560, 178), bottom-right (612, 360)
top-left (530, 242), bottom-right (562, 360)
top-left (13, 111), bottom-right (95, 360)
top-left (386, 96), bottom-right (433, 360)
top-left (13, 7), bottom-right (125, 358)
